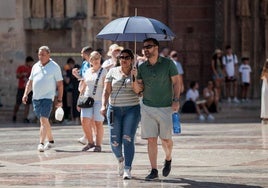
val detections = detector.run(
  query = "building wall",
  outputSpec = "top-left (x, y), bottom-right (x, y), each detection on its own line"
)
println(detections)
top-left (0, 0), bottom-right (266, 106)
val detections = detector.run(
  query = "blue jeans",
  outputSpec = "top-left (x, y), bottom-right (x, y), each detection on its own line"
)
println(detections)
top-left (107, 104), bottom-right (140, 170)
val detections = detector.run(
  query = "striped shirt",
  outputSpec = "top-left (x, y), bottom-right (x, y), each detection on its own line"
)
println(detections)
top-left (105, 66), bottom-right (139, 107)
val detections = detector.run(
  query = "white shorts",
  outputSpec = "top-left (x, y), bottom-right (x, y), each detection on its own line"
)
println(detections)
top-left (80, 100), bottom-right (104, 122)
top-left (141, 103), bottom-right (173, 139)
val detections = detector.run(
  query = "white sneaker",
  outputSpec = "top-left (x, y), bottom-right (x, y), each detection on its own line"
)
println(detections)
top-left (118, 159), bottom-right (124, 176)
top-left (123, 169), bottom-right (131, 179)
top-left (37, 144), bottom-right (44, 152)
top-left (199, 115), bottom-right (205, 121)
top-left (44, 142), bottom-right (54, 150)
top-left (207, 114), bottom-right (215, 120)
top-left (233, 98), bottom-right (240, 103)
top-left (78, 136), bottom-right (88, 145)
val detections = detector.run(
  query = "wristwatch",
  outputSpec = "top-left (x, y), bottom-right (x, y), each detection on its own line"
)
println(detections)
top-left (172, 98), bottom-right (180, 102)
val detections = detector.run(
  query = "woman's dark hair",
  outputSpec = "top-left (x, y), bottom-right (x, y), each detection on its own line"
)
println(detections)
top-left (212, 53), bottom-right (224, 69)
top-left (120, 49), bottom-right (134, 59)
top-left (190, 81), bottom-right (197, 89)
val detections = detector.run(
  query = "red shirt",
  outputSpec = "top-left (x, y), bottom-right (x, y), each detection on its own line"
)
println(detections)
top-left (16, 65), bottom-right (32, 89)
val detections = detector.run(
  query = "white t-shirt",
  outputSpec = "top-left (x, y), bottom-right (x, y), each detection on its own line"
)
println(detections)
top-left (84, 67), bottom-right (107, 101)
top-left (222, 54), bottom-right (238, 77)
top-left (239, 64), bottom-right (252, 83)
top-left (29, 59), bottom-right (63, 100)
top-left (186, 89), bottom-right (199, 101)
top-left (173, 60), bottom-right (184, 75)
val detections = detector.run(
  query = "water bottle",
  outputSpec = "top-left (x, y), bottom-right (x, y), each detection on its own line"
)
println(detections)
top-left (172, 112), bottom-right (181, 134)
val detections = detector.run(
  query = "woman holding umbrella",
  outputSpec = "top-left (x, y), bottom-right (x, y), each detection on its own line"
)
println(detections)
top-left (100, 49), bottom-right (142, 180)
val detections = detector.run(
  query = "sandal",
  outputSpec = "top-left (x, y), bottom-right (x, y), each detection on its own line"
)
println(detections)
top-left (93, 146), bottom-right (102, 152)
top-left (82, 143), bottom-right (95, 151)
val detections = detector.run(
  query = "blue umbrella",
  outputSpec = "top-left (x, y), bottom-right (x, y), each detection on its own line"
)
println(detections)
top-left (96, 16), bottom-right (175, 42)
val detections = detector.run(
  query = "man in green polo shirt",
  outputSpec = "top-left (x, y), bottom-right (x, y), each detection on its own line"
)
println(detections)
top-left (136, 38), bottom-right (181, 180)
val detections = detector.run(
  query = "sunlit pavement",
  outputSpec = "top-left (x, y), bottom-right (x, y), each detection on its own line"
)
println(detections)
top-left (0, 119), bottom-right (267, 188)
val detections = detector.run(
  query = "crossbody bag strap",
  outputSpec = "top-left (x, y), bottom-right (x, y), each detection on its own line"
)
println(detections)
top-left (92, 67), bottom-right (103, 96)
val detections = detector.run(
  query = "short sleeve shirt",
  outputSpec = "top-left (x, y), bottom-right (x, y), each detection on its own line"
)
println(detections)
top-left (239, 64), bottom-right (252, 83)
top-left (222, 54), bottom-right (238, 77)
top-left (29, 59), bottom-right (63, 100)
top-left (80, 60), bottom-right (90, 78)
top-left (16, 65), bottom-right (32, 89)
top-left (137, 56), bottom-right (178, 107)
top-left (84, 67), bottom-right (107, 101)
top-left (186, 89), bottom-right (199, 101)
top-left (105, 66), bottom-right (140, 107)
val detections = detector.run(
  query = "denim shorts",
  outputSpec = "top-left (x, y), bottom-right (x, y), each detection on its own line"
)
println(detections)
top-left (80, 100), bottom-right (104, 122)
top-left (32, 99), bottom-right (53, 118)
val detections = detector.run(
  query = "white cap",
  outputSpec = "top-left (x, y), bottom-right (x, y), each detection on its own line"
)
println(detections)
top-left (55, 107), bottom-right (64, 121)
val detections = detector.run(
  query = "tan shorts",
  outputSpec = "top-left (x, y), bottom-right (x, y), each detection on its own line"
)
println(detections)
top-left (141, 103), bottom-right (173, 139)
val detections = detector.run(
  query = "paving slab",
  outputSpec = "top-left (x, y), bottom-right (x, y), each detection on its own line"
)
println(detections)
top-left (0, 120), bottom-right (267, 188)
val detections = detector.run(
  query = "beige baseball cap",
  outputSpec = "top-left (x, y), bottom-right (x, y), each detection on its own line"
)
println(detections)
top-left (107, 44), bottom-right (124, 56)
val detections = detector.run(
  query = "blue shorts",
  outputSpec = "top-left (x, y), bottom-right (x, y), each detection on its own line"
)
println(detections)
top-left (80, 100), bottom-right (104, 122)
top-left (32, 99), bottom-right (53, 118)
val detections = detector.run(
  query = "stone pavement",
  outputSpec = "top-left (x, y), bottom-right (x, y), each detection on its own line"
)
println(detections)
top-left (0, 100), bottom-right (267, 188)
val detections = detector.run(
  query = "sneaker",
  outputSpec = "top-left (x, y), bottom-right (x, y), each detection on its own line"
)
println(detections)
top-left (233, 98), bottom-right (240, 103)
top-left (93, 146), bottom-right (102, 152)
top-left (145, 169), bottom-right (158, 181)
top-left (199, 114), bottom-right (205, 121)
top-left (78, 136), bottom-right (88, 145)
top-left (207, 114), bottom-right (215, 121)
top-left (162, 160), bottom-right (172, 177)
top-left (37, 144), bottom-right (44, 152)
top-left (82, 143), bottom-right (95, 151)
top-left (44, 142), bottom-right (54, 150)
top-left (118, 158), bottom-right (124, 176)
top-left (123, 169), bottom-right (131, 179)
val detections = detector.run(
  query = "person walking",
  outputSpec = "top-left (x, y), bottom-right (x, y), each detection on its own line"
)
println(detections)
top-left (136, 38), bottom-right (181, 180)
top-left (12, 56), bottom-right (34, 123)
top-left (261, 60), bottom-right (268, 124)
top-left (22, 46), bottom-right (63, 152)
top-left (101, 44), bottom-right (123, 70)
top-left (100, 49), bottom-right (141, 180)
top-left (72, 46), bottom-right (93, 145)
top-left (79, 51), bottom-right (106, 152)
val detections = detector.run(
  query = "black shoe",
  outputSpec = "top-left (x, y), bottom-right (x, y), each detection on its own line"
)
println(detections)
top-left (12, 116), bottom-right (16, 122)
top-left (145, 169), bottom-right (158, 181)
top-left (162, 159), bottom-right (172, 177)
top-left (82, 143), bottom-right (95, 151)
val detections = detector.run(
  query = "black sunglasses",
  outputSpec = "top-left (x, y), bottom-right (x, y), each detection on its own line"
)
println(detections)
top-left (119, 56), bottom-right (131, 60)
top-left (142, 44), bottom-right (156, 50)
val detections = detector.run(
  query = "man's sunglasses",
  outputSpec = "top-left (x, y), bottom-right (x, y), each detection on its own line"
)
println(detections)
top-left (142, 44), bottom-right (156, 50)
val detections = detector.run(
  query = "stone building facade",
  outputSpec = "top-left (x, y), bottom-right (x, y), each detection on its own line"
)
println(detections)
top-left (0, 0), bottom-right (266, 106)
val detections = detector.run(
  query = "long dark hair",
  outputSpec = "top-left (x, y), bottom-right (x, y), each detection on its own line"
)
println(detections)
top-left (212, 53), bottom-right (224, 69)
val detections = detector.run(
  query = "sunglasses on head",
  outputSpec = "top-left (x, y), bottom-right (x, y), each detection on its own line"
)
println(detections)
top-left (142, 44), bottom-right (156, 50)
top-left (119, 55), bottom-right (131, 60)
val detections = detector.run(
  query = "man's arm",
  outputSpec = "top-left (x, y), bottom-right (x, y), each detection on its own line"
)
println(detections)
top-left (22, 80), bottom-right (33, 104)
top-left (56, 80), bottom-right (63, 107)
top-left (171, 75), bottom-right (181, 112)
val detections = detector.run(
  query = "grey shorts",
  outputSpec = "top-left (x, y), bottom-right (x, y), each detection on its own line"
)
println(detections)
top-left (141, 103), bottom-right (173, 139)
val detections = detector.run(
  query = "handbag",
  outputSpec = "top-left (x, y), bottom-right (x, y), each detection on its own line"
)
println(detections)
top-left (77, 96), bottom-right (95, 108)
top-left (77, 68), bottom-right (103, 108)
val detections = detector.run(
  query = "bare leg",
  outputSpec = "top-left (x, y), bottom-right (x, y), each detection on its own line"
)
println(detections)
top-left (24, 104), bottom-right (30, 119)
top-left (147, 137), bottom-right (158, 169)
top-left (161, 138), bottom-right (173, 161)
top-left (40, 117), bottom-right (53, 142)
top-left (95, 121), bottom-right (104, 146)
top-left (81, 117), bottom-right (94, 144)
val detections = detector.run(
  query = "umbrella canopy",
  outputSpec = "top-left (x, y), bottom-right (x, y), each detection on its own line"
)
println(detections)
top-left (96, 16), bottom-right (175, 42)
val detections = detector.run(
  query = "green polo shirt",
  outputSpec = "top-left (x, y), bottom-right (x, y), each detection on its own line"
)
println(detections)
top-left (137, 56), bottom-right (178, 107)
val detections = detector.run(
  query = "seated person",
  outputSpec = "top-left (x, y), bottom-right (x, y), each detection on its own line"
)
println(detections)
top-left (203, 80), bottom-right (219, 113)
top-left (181, 81), bottom-right (215, 121)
